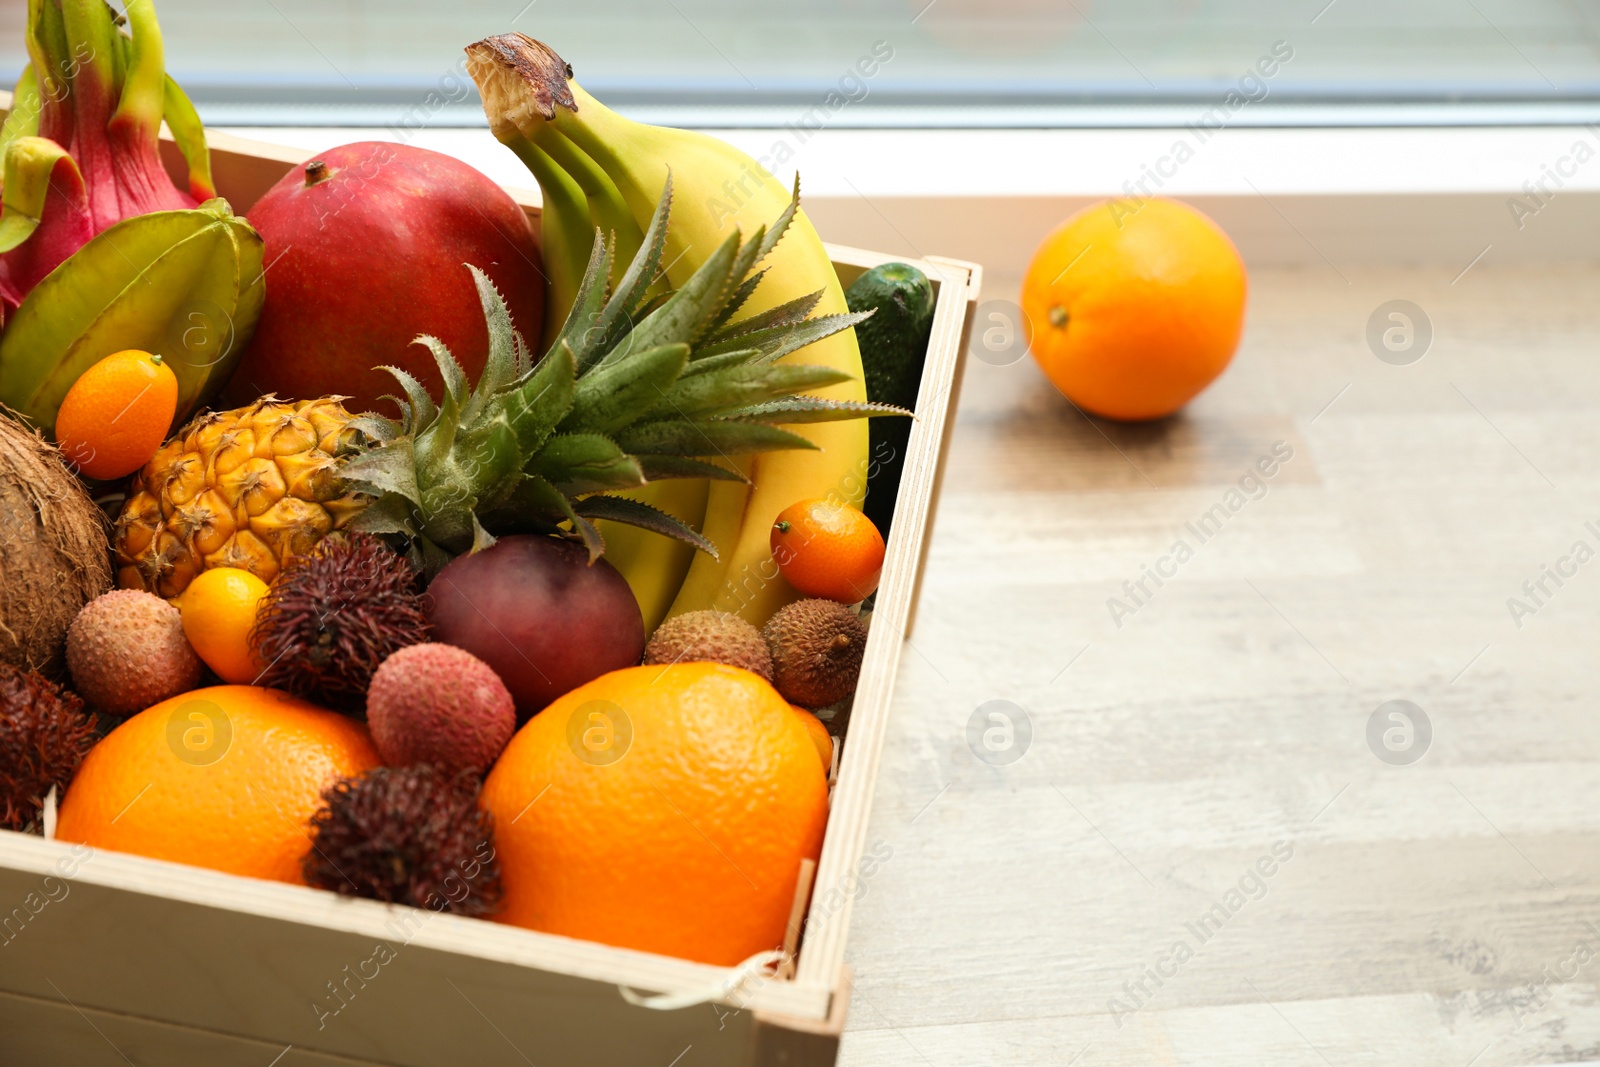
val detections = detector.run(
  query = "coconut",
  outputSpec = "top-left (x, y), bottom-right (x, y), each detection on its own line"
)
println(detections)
top-left (0, 413), bottom-right (111, 679)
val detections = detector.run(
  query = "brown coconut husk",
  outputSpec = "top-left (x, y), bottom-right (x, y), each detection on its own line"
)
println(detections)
top-left (0, 410), bottom-right (112, 679)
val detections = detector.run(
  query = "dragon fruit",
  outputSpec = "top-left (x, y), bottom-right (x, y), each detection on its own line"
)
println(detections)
top-left (0, 0), bottom-right (213, 310)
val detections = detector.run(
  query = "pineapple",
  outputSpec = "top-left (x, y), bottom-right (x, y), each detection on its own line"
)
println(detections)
top-left (114, 179), bottom-right (903, 597)
top-left (114, 397), bottom-right (370, 597)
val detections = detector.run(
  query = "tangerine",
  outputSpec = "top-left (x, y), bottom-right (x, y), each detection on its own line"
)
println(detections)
top-left (481, 663), bottom-right (828, 965)
top-left (791, 705), bottom-right (834, 772)
top-left (179, 568), bottom-right (271, 684)
top-left (770, 499), bottom-right (885, 604)
top-left (55, 685), bottom-right (378, 882)
top-left (1021, 198), bottom-right (1247, 421)
top-left (54, 349), bottom-right (179, 480)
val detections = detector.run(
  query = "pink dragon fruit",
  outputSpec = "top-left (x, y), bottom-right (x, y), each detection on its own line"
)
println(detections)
top-left (0, 0), bottom-right (213, 310)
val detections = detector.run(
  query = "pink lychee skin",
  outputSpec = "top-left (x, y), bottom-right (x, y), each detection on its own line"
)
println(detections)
top-left (66, 589), bottom-right (202, 717)
top-left (366, 644), bottom-right (516, 775)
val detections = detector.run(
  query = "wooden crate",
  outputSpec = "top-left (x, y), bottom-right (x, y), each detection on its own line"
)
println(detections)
top-left (0, 128), bottom-right (981, 1067)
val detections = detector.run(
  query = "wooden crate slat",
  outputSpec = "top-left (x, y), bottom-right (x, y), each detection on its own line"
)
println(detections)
top-left (795, 253), bottom-right (979, 990)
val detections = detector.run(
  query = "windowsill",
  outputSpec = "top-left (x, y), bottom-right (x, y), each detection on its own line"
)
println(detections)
top-left (220, 124), bottom-right (1600, 276)
top-left (221, 124), bottom-right (1600, 198)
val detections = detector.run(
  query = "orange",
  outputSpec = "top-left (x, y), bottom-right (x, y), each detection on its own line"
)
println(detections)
top-left (791, 705), bottom-right (834, 772)
top-left (1022, 198), bottom-right (1247, 421)
top-left (179, 568), bottom-right (270, 684)
top-left (770, 498), bottom-right (885, 604)
top-left (54, 349), bottom-right (179, 480)
top-left (56, 685), bottom-right (378, 883)
top-left (482, 663), bottom-right (828, 965)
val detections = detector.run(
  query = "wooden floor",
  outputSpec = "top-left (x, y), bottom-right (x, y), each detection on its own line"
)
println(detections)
top-left (838, 263), bottom-right (1600, 1067)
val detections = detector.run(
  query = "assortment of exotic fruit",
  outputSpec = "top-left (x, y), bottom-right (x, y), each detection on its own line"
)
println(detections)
top-left (0, 7), bottom-right (937, 970)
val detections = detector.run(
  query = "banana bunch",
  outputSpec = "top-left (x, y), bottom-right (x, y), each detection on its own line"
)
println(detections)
top-left (467, 33), bottom-right (871, 631)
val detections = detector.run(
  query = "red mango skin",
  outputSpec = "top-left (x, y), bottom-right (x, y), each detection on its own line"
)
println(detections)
top-left (427, 536), bottom-right (646, 722)
top-left (231, 142), bottom-right (545, 414)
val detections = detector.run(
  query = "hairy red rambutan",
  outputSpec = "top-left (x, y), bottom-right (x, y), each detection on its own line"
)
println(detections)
top-left (0, 665), bottom-right (99, 833)
top-left (252, 534), bottom-right (431, 713)
top-left (303, 765), bottom-right (501, 916)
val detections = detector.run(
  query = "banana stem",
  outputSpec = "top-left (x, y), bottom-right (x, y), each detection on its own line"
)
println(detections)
top-left (546, 83), bottom-right (660, 232)
top-left (465, 34), bottom-right (660, 289)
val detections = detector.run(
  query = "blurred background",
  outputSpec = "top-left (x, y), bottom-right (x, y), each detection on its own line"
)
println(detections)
top-left (2, 0), bottom-right (1598, 128)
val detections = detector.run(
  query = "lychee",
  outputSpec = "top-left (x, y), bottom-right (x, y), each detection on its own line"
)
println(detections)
top-left (762, 599), bottom-right (868, 708)
top-left (66, 590), bottom-right (201, 716)
top-left (643, 610), bottom-right (773, 681)
top-left (366, 643), bottom-right (515, 774)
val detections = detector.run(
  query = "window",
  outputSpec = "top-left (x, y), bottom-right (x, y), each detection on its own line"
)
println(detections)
top-left (4, 0), bottom-right (1599, 126)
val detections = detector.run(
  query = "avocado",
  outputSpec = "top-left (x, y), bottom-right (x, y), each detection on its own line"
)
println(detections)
top-left (846, 262), bottom-right (935, 538)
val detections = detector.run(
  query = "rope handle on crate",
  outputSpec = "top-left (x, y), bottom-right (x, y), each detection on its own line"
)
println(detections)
top-left (617, 858), bottom-right (818, 1009)
top-left (618, 949), bottom-right (785, 1011)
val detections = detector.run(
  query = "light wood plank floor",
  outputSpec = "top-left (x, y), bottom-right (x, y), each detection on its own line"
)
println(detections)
top-left (839, 264), bottom-right (1600, 1067)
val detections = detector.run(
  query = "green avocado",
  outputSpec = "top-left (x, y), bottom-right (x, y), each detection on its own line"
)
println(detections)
top-left (846, 262), bottom-right (935, 538)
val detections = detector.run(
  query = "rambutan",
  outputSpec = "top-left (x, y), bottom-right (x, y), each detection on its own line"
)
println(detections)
top-left (303, 765), bottom-right (501, 916)
top-left (252, 535), bottom-right (431, 713)
top-left (0, 665), bottom-right (99, 833)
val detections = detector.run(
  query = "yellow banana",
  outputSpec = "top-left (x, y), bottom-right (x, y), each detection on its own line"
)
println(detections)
top-left (497, 136), bottom-right (589, 350)
top-left (467, 34), bottom-right (869, 626)
top-left (479, 60), bottom-right (709, 632)
top-left (528, 123), bottom-right (646, 286)
top-left (525, 130), bottom-right (703, 633)
top-left (547, 81), bottom-right (868, 626)
top-left (597, 479), bottom-right (710, 632)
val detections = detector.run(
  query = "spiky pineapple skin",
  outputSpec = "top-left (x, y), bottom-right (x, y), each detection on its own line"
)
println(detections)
top-left (114, 398), bottom-right (371, 599)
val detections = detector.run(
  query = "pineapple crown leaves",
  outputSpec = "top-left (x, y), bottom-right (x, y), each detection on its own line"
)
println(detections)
top-left (342, 174), bottom-right (909, 574)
